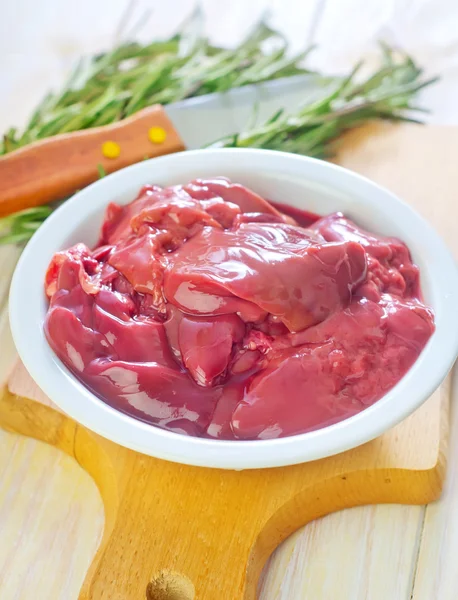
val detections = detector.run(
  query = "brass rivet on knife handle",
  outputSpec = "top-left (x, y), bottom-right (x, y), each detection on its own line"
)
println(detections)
top-left (0, 105), bottom-right (185, 218)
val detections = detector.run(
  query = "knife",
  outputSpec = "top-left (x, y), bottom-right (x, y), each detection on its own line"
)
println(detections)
top-left (0, 74), bottom-right (326, 218)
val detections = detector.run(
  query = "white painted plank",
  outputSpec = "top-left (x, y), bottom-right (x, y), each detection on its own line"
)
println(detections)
top-left (0, 309), bottom-right (17, 386)
top-left (0, 429), bottom-right (104, 600)
top-left (0, 246), bottom-right (20, 307)
top-left (411, 369), bottom-right (458, 600)
top-left (0, 248), bottom-right (21, 386)
top-left (260, 504), bottom-right (424, 600)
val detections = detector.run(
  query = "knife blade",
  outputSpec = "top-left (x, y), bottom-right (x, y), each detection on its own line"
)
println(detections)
top-left (0, 74), bottom-right (328, 217)
top-left (165, 74), bottom-right (326, 149)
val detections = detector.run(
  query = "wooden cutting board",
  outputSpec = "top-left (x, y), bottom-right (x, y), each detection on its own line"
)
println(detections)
top-left (0, 123), bottom-right (455, 600)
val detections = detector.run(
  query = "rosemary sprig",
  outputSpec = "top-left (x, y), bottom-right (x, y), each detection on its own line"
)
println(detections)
top-left (0, 207), bottom-right (54, 245)
top-left (208, 46), bottom-right (437, 158)
top-left (0, 14), bottom-right (311, 155)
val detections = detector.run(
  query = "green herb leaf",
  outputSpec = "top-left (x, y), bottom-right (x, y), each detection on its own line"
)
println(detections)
top-left (0, 207), bottom-right (54, 245)
top-left (97, 164), bottom-right (107, 178)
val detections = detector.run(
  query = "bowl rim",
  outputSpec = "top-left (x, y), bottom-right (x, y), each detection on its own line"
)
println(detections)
top-left (9, 148), bottom-right (458, 470)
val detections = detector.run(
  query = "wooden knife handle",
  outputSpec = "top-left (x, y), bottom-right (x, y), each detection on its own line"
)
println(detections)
top-left (0, 105), bottom-right (185, 218)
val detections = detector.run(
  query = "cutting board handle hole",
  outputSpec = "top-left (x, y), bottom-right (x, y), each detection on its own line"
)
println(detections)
top-left (146, 570), bottom-right (195, 600)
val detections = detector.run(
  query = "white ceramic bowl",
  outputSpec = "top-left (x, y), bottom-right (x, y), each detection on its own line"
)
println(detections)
top-left (9, 149), bottom-right (458, 469)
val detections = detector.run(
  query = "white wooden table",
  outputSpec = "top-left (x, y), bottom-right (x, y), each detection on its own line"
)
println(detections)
top-left (2, 1), bottom-right (458, 598)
